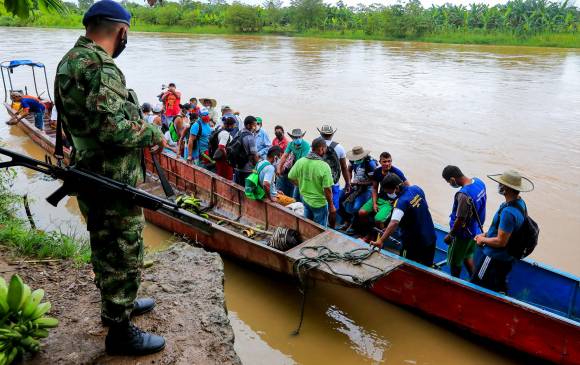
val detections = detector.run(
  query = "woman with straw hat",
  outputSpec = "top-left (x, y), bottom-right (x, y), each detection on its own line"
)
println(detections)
top-left (471, 169), bottom-right (534, 293)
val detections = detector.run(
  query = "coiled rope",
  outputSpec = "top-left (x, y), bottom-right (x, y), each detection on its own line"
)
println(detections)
top-left (291, 245), bottom-right (380, 335)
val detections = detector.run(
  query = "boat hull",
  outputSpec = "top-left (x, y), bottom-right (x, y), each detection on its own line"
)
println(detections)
top-left (369, 258), bottom-right (580, 364)
top-left (12, 115), bottom-right (580, 364)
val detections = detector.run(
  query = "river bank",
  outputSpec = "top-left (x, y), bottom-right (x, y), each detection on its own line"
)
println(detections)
top-left (0, 21), bottom-right (578, 49)
top-left (0, 242), bottom-right (241, 364)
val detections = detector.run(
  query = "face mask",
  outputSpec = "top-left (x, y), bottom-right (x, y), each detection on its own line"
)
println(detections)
top-left (201, 115), bottom-right (210, 123)
top-left (294, 138), bottom-right (302, 146)
top-left (112, 30), bottom-right (127, 59)
top-left (498, 185), bottom-right (506, 195)
top-left (449, 179), bottom-right (459, 189)
top-left (275, 132), bottom-right (283, 139)
top-left (387, 192), bottom-right (398, 199)
top-left (256, 125), bottom-right (261, 131)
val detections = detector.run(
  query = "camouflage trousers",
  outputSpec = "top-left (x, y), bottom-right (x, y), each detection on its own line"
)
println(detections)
top-left (78, 195), bottom-right (144, 324)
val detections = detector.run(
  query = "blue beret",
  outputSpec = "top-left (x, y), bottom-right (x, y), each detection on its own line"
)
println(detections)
top-left (82, 0), bottom-right (131, 27)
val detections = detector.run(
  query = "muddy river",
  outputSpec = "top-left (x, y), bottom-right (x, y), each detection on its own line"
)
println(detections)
top-left (1, 27), bottom-right (579, 364)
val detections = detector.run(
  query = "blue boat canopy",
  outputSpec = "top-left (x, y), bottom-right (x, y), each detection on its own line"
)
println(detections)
top-left (1, 60), bottom-right (45, 69)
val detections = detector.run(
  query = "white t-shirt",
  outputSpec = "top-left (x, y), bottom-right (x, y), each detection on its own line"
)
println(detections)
top-left (164, 131), bottom-right (177, 146)
top-left (325, 139), bottom-right (346, 186)
top-left (218, 129), bottom-right (233, 146)
top-left (50, 106), bottom-right (58, 121)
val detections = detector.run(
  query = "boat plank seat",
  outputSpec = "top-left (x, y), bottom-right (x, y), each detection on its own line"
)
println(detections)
top-left (288, 230), bottom-right (403, 286)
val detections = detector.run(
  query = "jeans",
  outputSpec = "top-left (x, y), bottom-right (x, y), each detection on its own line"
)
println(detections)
top-left (34, 112), bottom-right (44, 130)
top-left (276, 175), bottom-right (295, 197)
top-left (234, 170), bottom-right (251, 186)
top-left (303, 201), bottom-right (329, 227)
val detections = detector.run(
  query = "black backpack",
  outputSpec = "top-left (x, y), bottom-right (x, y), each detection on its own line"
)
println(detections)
top-left (226, 130), bottom-right (251, 168)
top-left (208, 126), bottom-right (223, 158)
top-left (494, 201), bottom-right (539, 259)
top-left (323, 141), bottom-right (341, 184)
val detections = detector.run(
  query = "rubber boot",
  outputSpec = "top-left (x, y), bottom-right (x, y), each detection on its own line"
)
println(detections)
top-left (102, 298), bottom-right (156, 326)
top-left (105, 321), bottom-right (166, 356)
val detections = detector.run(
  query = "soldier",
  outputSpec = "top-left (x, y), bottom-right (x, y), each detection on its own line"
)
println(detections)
top-left (54, 0), bottom-right (166, 356)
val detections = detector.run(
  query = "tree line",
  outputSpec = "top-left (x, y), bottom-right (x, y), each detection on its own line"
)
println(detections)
top-left (1, 0), bottom-right (578, 40)
top-left (128, 0), bottom-right (579, 37)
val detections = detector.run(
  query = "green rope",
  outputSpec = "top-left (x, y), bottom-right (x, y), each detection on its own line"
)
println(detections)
top-left (291, 245), bottom-right (379, 335)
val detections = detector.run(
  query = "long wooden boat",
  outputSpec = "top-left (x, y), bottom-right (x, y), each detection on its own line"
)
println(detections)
top-left (11, 113), bottom-right (580, 364)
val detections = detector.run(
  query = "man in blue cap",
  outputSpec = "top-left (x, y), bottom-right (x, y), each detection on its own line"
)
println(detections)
top-left (54, 0), bottom-right (166, 356)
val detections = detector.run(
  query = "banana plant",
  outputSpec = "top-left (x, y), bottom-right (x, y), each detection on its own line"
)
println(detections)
top-left (3, 0), bottom-right (66, 18)
top-left (0, 274), bottom-right (58, 365)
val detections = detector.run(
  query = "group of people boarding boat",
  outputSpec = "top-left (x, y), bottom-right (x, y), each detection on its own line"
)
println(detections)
top-left (145, 88), bottom-right (538, 295)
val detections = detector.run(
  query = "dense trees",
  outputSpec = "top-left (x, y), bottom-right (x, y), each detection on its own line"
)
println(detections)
top-left (124, 0), bottom-right (579, 36)
top-left (1, 0), bottom-right (578, 41)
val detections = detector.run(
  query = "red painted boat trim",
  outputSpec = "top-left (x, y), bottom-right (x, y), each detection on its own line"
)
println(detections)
top-left (14, 123), bottom-right (580, 365)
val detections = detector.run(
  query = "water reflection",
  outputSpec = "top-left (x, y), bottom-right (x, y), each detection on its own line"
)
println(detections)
top-left (327, 305), bottom-right (389, 363)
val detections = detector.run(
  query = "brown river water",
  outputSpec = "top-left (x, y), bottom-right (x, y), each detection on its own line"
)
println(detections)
top-left (1, 27), bottom-right (579, 364)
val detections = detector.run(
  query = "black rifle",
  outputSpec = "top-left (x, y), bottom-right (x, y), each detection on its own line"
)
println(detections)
top-left (0, 147), bottom-right (213, 234)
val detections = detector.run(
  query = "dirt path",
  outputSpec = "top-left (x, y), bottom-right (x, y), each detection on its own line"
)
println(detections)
top-left (0, 242), bottom-right (242, 365)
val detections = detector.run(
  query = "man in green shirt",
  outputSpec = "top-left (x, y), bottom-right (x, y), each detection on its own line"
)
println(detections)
top-left (288, 137), bottom-right (336, 227)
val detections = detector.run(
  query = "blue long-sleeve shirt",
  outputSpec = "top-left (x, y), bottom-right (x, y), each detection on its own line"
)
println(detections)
top-left (255, 128), bottom-right (272, 159)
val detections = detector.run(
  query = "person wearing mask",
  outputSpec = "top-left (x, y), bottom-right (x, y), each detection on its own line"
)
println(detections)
top-left (54, 0), bottom-right (165, 355)
top-left (317, 124), bottom-right (350, 212)
top-left (359, 151), bottom-right (409, 241)
top-left (187, 107), bottom-right (213, 169)
top-left (288, 137), bottom-right (336, 227)
top-left (254, 117), bottom-right (272, 160)
top-left (441, 165), bottom-right (487, 278)
top-left (255, 146), bottom-right (283, 203)
top-left (370, 174), bottom-right (437, 266)
top-left (472, 170), bottom-right (533, 293)
top-left (214, 116), bottom-right (238, 180)
top-left (200, 98), bottom-right (218, 127)
top-left (277, 129), bottom-right (310, 200)
top-left (272, 125), bottom-right (288, 152)
top-left (10, 92), bottom-right (46, 130)
top-left (161, 82), bottom-right (181, 127)
top-left (338, 146), bottom-right (377, 235)
top-left (233, 116), bottom-right (260, 185)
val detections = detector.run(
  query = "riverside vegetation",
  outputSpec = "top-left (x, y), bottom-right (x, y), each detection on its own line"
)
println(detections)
top-left (0, 0), bottom-right (579, 48)
top-left (0, 165), bottom-right (90, 264)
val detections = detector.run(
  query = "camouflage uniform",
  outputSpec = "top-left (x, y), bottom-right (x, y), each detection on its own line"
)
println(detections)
top-left (54, 36), bottom-right (163, 324)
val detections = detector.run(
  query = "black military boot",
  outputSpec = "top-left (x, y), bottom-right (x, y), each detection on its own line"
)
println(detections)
top-left (105, 321), bottom-right (166, 356)
top-left (102, 298), bottom-right (156, 326)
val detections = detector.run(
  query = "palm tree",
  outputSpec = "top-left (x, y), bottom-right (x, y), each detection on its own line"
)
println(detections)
top-left (3, 0), bottom-right (67, 18)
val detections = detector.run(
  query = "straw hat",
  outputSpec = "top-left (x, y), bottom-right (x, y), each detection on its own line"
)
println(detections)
top-left (487, 170), bottom-right (534, 192)
top-left (287, 128), bottom-right (306, 139)
top-left (199, 98), bottom-right (217, 108)
top-left (346, 146), bottom-right (370, 161)
top-left (317, 124), bottom-right (337, 135)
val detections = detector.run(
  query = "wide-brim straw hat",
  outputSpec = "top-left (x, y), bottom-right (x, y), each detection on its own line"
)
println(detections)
top-left (199, 98), bottom-right (217, 108)
top-left (487, 170), bottom-right (534, 192)
top-left (287, 128), bottom-right (306, 138)
top-left (346, 146), bottom-right (370, 161)
top-left (317, 124), bottom-right (337, 135)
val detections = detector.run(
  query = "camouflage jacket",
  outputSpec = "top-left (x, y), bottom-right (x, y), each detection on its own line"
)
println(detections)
top-left (54, 36), bottom-right (163, 186)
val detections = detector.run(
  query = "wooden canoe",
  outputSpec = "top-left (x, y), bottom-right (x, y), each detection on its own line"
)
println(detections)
top-left (11, 115), bottom-right (580, 365)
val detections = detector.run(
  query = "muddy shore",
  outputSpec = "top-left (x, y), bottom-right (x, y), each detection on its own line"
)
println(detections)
top-left (0, 242), bottom-right (242, 365)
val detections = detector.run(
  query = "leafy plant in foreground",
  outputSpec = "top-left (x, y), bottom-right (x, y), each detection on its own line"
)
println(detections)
top-left (0, 274), bottom-right (58, 365)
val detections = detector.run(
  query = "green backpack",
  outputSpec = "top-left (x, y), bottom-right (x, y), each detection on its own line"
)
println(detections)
top-left (245, 161), bottom-right (272, 201)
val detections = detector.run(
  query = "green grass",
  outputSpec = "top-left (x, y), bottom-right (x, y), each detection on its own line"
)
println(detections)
top-left (0, 169), bottom-right (91, 265)
top-left (0, 218), bottom-right (91, 265)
